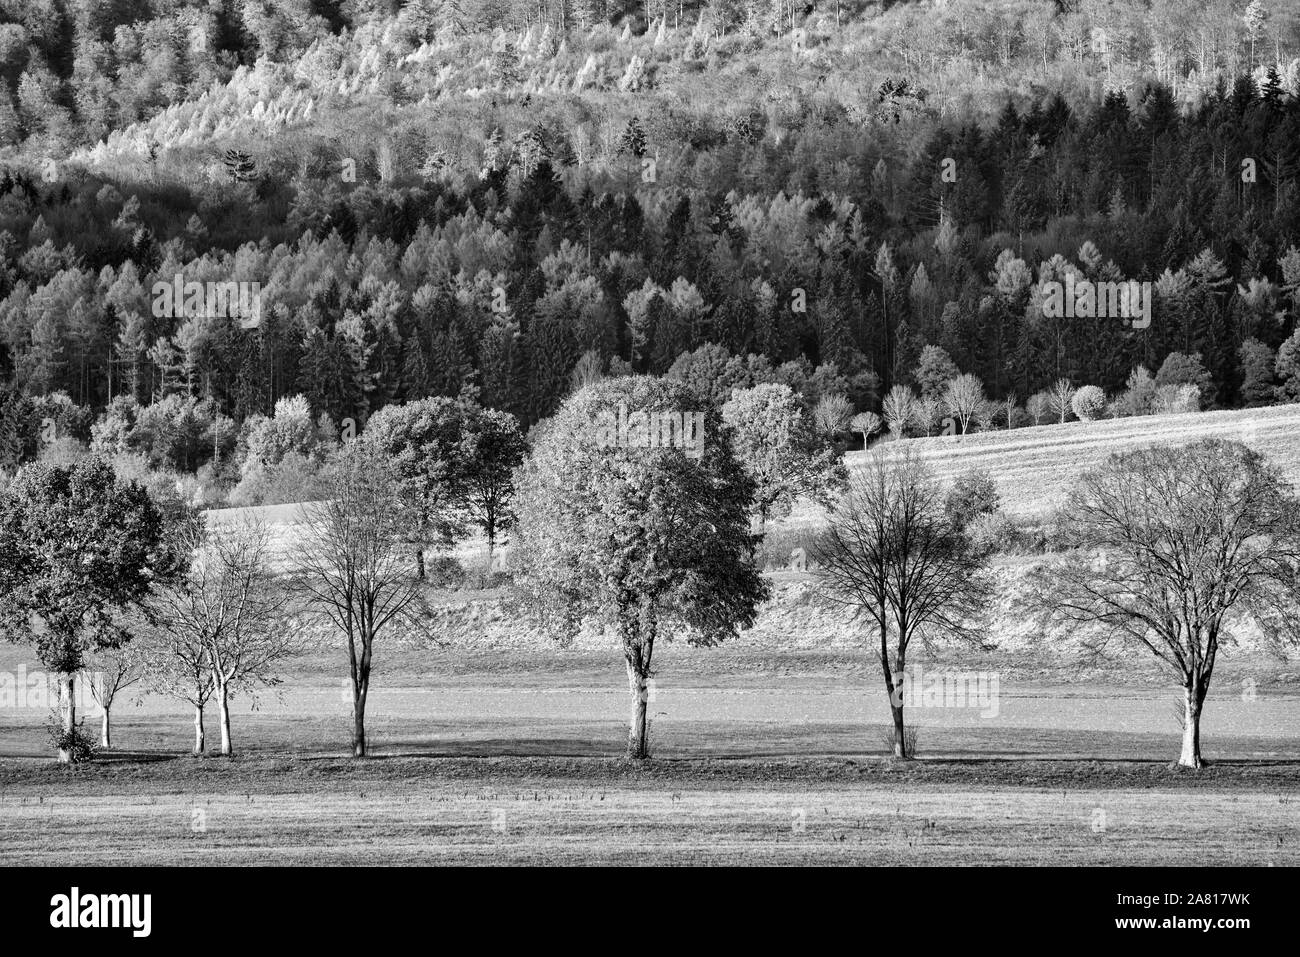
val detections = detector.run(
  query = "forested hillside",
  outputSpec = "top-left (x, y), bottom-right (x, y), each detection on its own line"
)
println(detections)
top-left (2, 0), bottom-right (1299, 504)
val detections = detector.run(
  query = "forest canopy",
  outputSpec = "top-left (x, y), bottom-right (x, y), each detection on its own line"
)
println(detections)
top-left (0, 0), bottom-right (1298, 501)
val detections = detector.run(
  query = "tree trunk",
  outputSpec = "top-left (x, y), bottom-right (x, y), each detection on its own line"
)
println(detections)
top-left (352, 676), bottom-right (368, 758)
top-left (193, 704), bottom-right (205, 754)
top-left (880, 657), bottom-right (909, 759)
top-left (1178, 684), bottom-right (1203, 769)
top-left (626, 659), bottom-right (649, 760)
top-left (218, 684), bottom-right (232, 756)
top-left (415, 548), bottom-right (426, 580)
top-left (890, 696), bottom-right (907, 758)
top-left (57, 673), bottom-right (75, 764)
top-left (100, 707), bottom-right (111, 750)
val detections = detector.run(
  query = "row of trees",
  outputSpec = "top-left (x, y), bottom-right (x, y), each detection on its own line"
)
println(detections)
top-left (4, 372), bottom-right (1297, 768)
top-left (865, 349), bottom-right (1219, 440)
top-left (0, 458), bottom-right (298, 760)
top-left (0, 372), bottom-right (844, 759)
top-left (814, 440), bottom-right (1300, 769)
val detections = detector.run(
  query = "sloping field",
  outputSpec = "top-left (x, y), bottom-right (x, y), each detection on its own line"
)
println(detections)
top-left (211, 405), bottom-right (1300, 540)
top-left (838, 403), bottom-right (1300, 522)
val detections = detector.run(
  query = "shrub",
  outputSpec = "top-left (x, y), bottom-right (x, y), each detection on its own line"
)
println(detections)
top-left (967, 511), bottom-right (1019, 555)
top-left (425, 555), bottom-right (466, 587)
top-left (1155, 383), bottom-right (1201, 415)
top-left (945, 469), bottom-right (1000, 531)
top-left (227, 452), bottom-right (329, 507)
top-left (1156, 351), bottom-right (1215, 406)
top-left (754, 523), bottom-right (810, 573)
top-left (1026, 391), bottom-right (1052, 424)
top-left (882, 724), bottom-right (919, 758)
top-left (46, 713), bottom-right (97, 764)
top-left (1071, 385), bottom-right (1107, 421)
top-left (1113, 366), bottom-right (1158, 416)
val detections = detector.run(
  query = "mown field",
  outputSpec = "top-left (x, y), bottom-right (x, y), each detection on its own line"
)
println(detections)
top-left (845, 403), bottom-right (1300, 521)
top-left (2, 644), bottom-right (1298, 865)
top-left (2, 756), bottom-right (1297, 866)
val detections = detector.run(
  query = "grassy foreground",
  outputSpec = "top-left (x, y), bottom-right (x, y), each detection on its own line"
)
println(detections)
top-left (1, 755), bottom-right (1296, 866)
top-left (3, 614), bottom-right (1298, 866)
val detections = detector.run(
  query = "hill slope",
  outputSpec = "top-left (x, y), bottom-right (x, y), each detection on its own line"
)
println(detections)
top-left (847, 403), bottom-right (1300, 521)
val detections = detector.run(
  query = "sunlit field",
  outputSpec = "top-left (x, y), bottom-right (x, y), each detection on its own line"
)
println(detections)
top-left (815, 404), bottom-right (1300, 523)
top-left (3, 641), bottom-right (1298, 865)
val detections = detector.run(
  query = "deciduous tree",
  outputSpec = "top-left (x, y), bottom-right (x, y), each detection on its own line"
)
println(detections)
top-left (513, 376), bottom-right (768, 759)
top-left (457, 406), bottom-right (526, 563)
top-left (1034, 440), bottom-right (1300, 768)
top-left (362, 397), bottom-right (466, 579)
top-left (811, 452), bottom-right (992, 758)
top-left (0, 458), bottom-right (174, 762)
top-left (721, 383), bottom-right (845, 532)
top-left (295, 444), bottom-right (425, 758)
top-left (148, 521), bottom-right (299, 756)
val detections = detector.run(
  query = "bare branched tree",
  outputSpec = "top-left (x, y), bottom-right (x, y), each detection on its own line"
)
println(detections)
top-left (294, 445), bottom-right (425, 758)
top-left (145, 522), bottom-right (299, 755)
top-left (942, 373), bottom-right (985, 435)
top-left (881, 384), bottom-right (917, 439)
top-left (84, 643), bottom-right (145, 749)
top-left (1032, 439), bottom-right (1300, 768)
top-left (1027, 391), bottom-right (1052, 425)
top-left (973, 397), bottom-right (999, 432)
top-left (851, 411), bottom-right (883, 447)
top-left (199, 523), bottom-right (301, 755)
top-left (1002, 392), bottom-right (1019, 429)
top-left (813, 393), bottom-right (853, 440)
top-left (914, 396), bottom-right (941, 436)
top-left (811, 451), bottom-right (993, 758)
top-left (138, 598), bottom-right (215, 754)
top-left (1050, 378), bottom-right (1076, 423)
top-left (569, 349), bottom-right (604, 393)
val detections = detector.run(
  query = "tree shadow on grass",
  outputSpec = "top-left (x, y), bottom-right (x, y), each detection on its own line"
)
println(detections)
top-left (347, 738), bottom-right (618, 759)
top-left (90, 749), bottom-right (178, 763)
top-left (907, 755), bottom-right (1300, 767)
